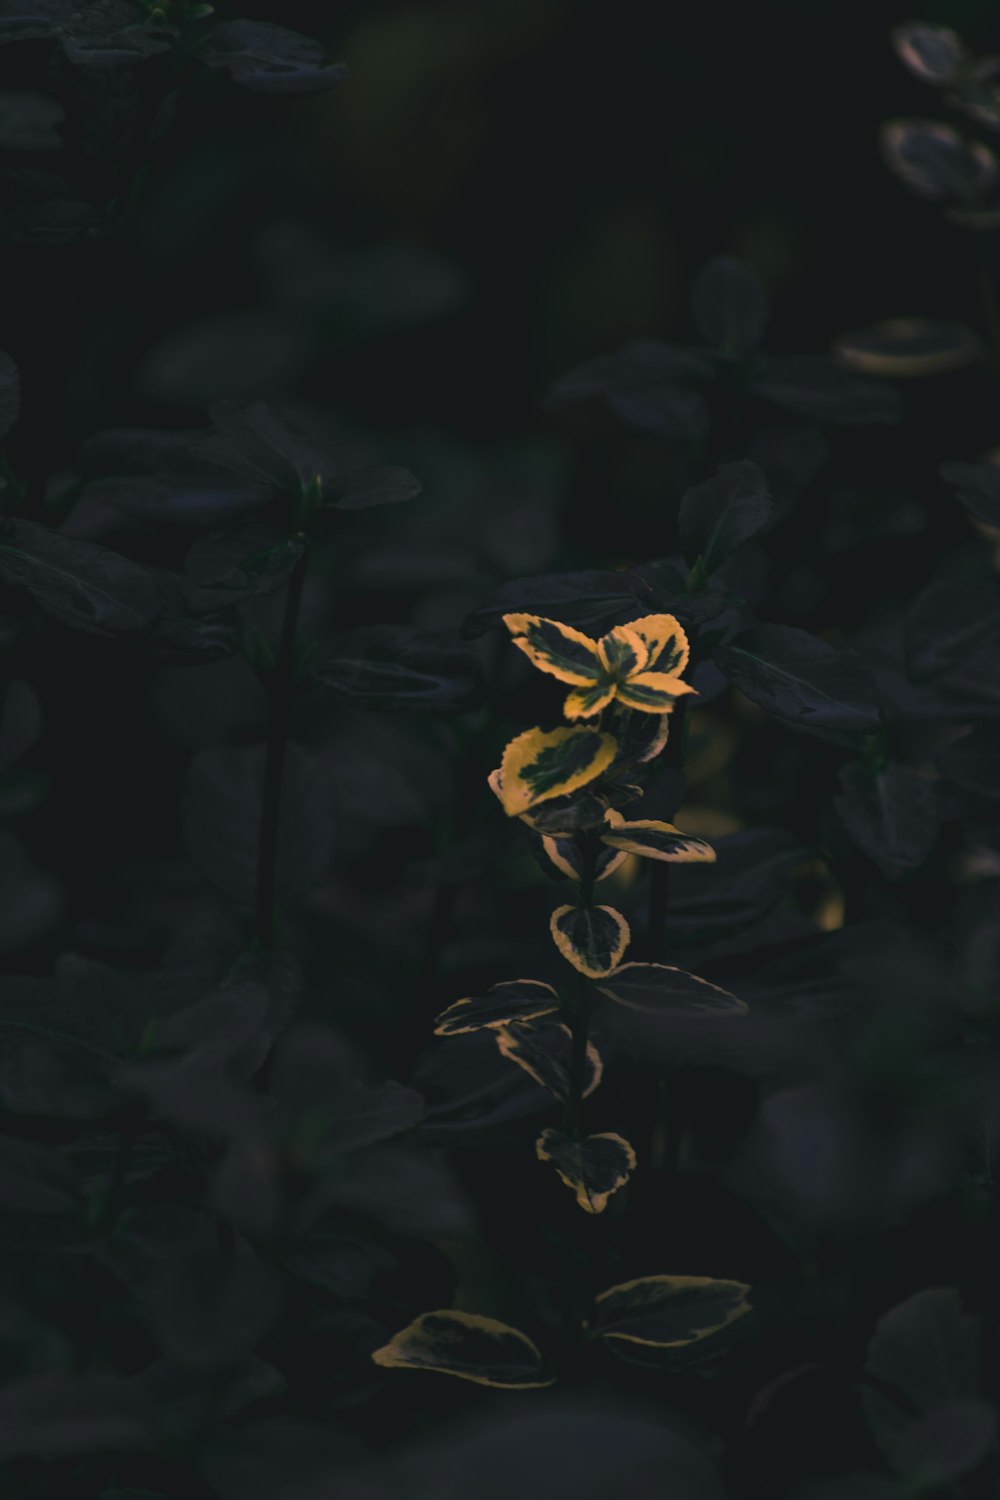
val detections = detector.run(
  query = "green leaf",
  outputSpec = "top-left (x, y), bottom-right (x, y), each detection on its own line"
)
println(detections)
top-left (371, 1310), bottom-right (555, 1388)
top-left (590, 1274), bottom-right (751, 1349)
top-left (536, 1128), bottom-right (635, 1213)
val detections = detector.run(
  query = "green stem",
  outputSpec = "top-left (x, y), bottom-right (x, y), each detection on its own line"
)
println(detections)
top-left (255, 542), bottom-right (310, 949)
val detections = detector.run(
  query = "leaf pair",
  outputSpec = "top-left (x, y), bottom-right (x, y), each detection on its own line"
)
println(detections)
top-left (503, 612), bottom-right (694, 720)
top-left (371, 1275), bottom-right (752, 1387)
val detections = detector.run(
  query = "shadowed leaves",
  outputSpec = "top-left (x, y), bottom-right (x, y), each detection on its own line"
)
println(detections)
top-left (752, 355), bottom-right (903, 425)
top-left (434, 980), bottom-right (559, 1036)
top-left (182, 742), bottom-right (333, 908)
top-left (596, 962), bottom-right (747, 1017)
top-left (679, 461), bottom-right (774, 574)
top-left (863, 1290), bottom-right (997, 1488)
top-left (0, 519), bottom-right (159, 634)
top-left (692, 256), bottom-right (769, 355)
top-left (315, 626), bottom-right (480, 712)
top-left (715, 624), bottom-right (882, 739)
top-left (371, 1310), bottom-right (555, 1388)
top-left (201, 21), bottom-right (348, 96)
top-left (939, 460), bottom-right (1000, 528)
top-left (834, 762), bottom-right (940, 879)
top-left (550, 903), bottom-right (630, 978)
top-left (590, 1274), bottom-right (752, 1348)
top-left (495, 1020), bottom-right (602, 1102)
top-left (536, 1128), bottom-right (635, 1213)
top-left (537, 833), bottom-right (626, 883)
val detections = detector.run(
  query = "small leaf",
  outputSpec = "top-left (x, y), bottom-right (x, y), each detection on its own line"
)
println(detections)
top-left (596, 962), bottom-right (747, 1017)
top-left (679, 460), bottom-right (774, 574)
top-left (496, 1020), bottom-right (602, 1102)
top-left (881, 119), bottom-right (996, 201)
top-left (498, 726), bottom-right (617, 818)
top-left (834, 762), bottom-right (939, 880)
top-left (601, 809), bottom-right (715, 864)
top-left (833, 318), bottom-right (981, 378)
top-left (550, 903), bottom-right (630, 978)
top-left (891, 21), bottom-right (966, 84)
top-left (590, 1274), bottom-right (751, 1348)
top-left (371, 1310), bottom-right (554, 1388)
top-left (692, 256), bottom-right (769, 355)
top-left (0, 519), bottom-right (158, 635)
top-left (502, 613), bottom-right (603, 686)
top-left (536, 1128), bottom-right (636, 1213)
top-left (714, 624), bottom-right (882, 739)
top-left (201, 20), bottom-right (348, 95)
top-left (434, 980), bottom-right (560, 1037)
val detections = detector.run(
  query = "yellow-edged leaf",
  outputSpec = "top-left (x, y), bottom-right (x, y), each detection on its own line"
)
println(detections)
top-left (590, 1274), bottom-right (751, 1348)
top-left (626, 613), bottom-right (690, 675)
top-left (601, 809), bottom-right (716, 864)
top-left (502, 613), bottom-right (603, 686)
top-left (550, 903), bottom-right (630, 977)
top-left (615, 672), bottom-right (698, 714)
top-left (499, 726), bottom-right (617, 817)
top-left (434, 979), bottom-right (560, 1036)
top-left (596, 624), bottom-right (649, 678)
top-left (496, 1019), bottom-right (603, 1102)
top-left (609, 707), bottom-right (671, 766)
top-left (538, 835), bottom-right (627, 883)
top-left (371, 1309), bottom-right (555, 1388)
top-left (536, 1128), bottom-right (636, 1213)
top-left (563, 679), bottom-right (618, 721)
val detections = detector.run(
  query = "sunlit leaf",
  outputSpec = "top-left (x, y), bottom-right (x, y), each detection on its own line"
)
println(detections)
top-left (615, 671), bottom-right (697, 714)
top-left (625, 613), bottom-right (690, 675)
top-left (502, 613), bottom-right (603, 686)
top-left (498, 726), bottom-right (617, 818)
top-left (600, 809), bottom-right (715, 864)
top-left (434, 980), bottom-right (559, 1037)
top-left (550, 903), bottom-right (630, 978)
top-left (536, 1128), bottom-right (635, 1213)
top-left (596, 962), bottom-right (747, 1017)
top-left (371, 1310), bottom-right (554, 1388)
top-left (495, 1020), bottom-right (603, 1102)
top-left (590, 1274), bottom-right (751, 1348)
top-left (596, 624), bottom-right (648, 678)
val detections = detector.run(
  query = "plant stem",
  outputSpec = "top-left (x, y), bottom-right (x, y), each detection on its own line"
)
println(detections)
top-left (563, 973), bottom-right (592, 1138)
top-left (255, 543), bottom-right (310, 950)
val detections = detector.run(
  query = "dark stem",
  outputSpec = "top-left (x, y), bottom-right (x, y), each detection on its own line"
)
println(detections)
top-left (255, 543), bottom-right (310, 950)
top-left (647, 862), bottom-right (669, 962)
top-left (563, 972), bottom-right (593, 1137)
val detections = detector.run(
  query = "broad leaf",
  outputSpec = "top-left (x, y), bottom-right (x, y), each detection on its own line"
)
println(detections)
top-left (601, 809), bottom-right (715, 864)
top-left (714, 624), bottom-right (881, 738)
top-left (938, 724), bottom-right (1000, 799)
top-left (596, 962), bottom-right (746, 1017)
top-left (536, 1128), bottom-right (635, 1213)
top-left (316, 625), bottom-right (479, 712)
top-left (834, 762), bottom-right (939, 879)
top-left (692, 256), bottom-right (769, 355)
top-left (497, 726), bottom-right (617, 818)
top-left (434, 980), bottom-right (559, 1036)
top-left (891, 21), bottom-right (966, 84)
top-left (502, 613), bottom-right (603, 685)
top-left (550, 903), bottom-right (630, 978)
top-left (679, 460), bottom-right (774, 573)
top-left (495, 1019), bottom-right (603, 1102)
top-left (371, 1310), bottom-right (554, 1388)
top-left (0, 519), bottom-right (158, 634)
top-left (591, 1274), bottom-right (751, 1348)
top-left (752, 355), bottom-right (903, 425)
